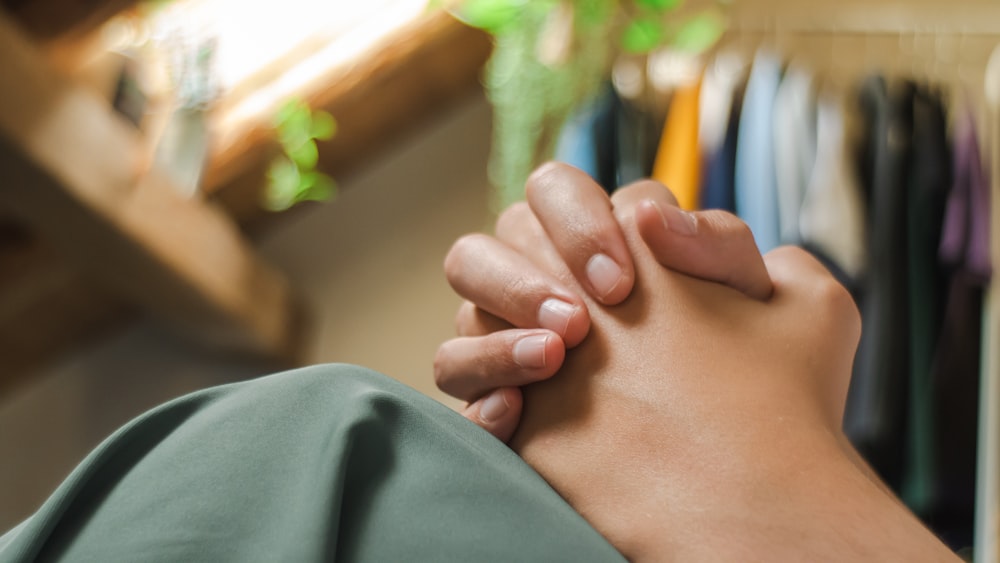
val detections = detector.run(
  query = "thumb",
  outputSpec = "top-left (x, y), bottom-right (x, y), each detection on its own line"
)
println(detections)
top-left (633, 200), bottom-right (774, 301)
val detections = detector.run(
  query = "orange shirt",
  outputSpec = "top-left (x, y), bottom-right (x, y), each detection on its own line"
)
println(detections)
top-left (652, 79), bottom-right (702, 210)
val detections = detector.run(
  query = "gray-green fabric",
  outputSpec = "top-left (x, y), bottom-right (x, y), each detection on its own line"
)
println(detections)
top-left (0, 364), bottom-right (624, 562)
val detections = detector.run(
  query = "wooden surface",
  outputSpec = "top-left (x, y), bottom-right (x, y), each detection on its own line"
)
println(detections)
top-left (0, 12), bottom-right (301, 387)
top-left (1, 0), bottom-right (137, 42)
top-left (206, 11), bottom-right (492, 230)
top-left (0, 8), bottom-right (489, 390)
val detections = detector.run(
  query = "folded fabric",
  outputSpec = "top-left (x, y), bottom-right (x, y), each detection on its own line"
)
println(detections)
top-left (0, 365), bottom-right (623, 562)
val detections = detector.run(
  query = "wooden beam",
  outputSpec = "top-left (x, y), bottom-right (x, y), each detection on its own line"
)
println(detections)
top-left (205, 11), bottom-right (492, 230)
top-left (0, 13), bottom-right (300, 360)
top-left (2, 0), bottom-right (138, 42)
top-left (0, 10), bottom-right (488, 388)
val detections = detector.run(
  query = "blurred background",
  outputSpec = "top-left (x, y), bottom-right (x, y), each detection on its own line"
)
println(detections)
top-left (0, 0), bottom-right (998, 560)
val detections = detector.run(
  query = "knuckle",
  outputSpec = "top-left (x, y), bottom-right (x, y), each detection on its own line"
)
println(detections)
top-left (499, 275), bottom-right (539, 312)
top-left (731, 217), bottom-right (755, 241)
top-left (612, 179), bottom-right (678, 208)
top-left (769, 245), bottom-right (812, 265)
top-left (809, 274), bottom-right (862, 340)
top-left (495, 201), bottom-right (531, 239)
top-left (705, 211), bottom-right (754, 242)
top-left (525, 161), bottom-right (570, 199)
top-left (444, 234), bottom-right (486, 282)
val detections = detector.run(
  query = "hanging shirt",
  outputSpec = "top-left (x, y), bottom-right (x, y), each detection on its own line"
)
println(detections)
top-left (700, 89), bottom-right (742, 212)
top-left (922, 105), bottom-right (992, 550)
top-left (652, 78), bottom-right (702, 210)
top-left (614, 93), bottom-right (663, 188)
top-left (940, 106), bottom-right (993, 279)
top-left (899, 85), bottom-right (952, 519)
top-left (772, 65), bottom-right (816, 245)
top-left (798, 93), bottom-right (867, 279)
top-left (699, 52), bottom-right (745, 158)
top-left (735, 50), bottom-right (782, 253)
top-left (845, 77), bottom-right (915, 492)
top-left (555, 84), bottom-right (618, 193)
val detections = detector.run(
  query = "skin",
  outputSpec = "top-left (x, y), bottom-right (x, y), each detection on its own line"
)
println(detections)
top-left (438, 163), bottom-right (773, 440)
top-left (436, 164), bottom-right (958, 561)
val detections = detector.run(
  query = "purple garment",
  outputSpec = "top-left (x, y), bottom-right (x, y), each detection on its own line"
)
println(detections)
top-left (939, 108), bottom-right (992, 279)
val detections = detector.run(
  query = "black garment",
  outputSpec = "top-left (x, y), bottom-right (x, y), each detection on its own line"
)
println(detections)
top-left (613, 93), bottom-right (662, 189)
top-left (922, 108), bottom-right (992, 550)
top-left (900, 85), bottom-right (952, 515)
top-left (845, 78), bottom-right (915, 491)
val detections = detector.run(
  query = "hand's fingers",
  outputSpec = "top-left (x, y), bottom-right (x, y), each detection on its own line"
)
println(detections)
top-left (636, 201), bottom-right (773, 300)
top-left (455, 301), bottom-right (512, 337)
top-left (524, 162), bottom-right (636, 305)
top-left (444, 233), bottom-right (590, 346)
top-left (460, 387), bottom-right (523, 443)
top-left (434, 329), bottom-right (565, 401)
top-left (610, 179), bottom-right (773, 301)
top-left (494, 201), bottom-right (574, 287)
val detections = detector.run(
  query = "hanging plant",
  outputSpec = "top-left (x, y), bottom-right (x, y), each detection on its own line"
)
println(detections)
top-left (441, 0), bottom-right (726, 208)
top-left (264, 99), bottom-right (338, 212)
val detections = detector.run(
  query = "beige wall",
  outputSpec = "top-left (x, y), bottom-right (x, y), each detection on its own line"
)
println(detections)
top-left (0, 95), bottom-right (494, 531)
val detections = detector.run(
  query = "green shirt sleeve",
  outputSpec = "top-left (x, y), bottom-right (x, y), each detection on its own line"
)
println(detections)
top-left (0, 364), bottom-right (624, 563)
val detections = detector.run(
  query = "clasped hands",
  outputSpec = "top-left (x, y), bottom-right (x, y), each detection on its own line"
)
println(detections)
top-left (433, 163), bottom-right (956, 561)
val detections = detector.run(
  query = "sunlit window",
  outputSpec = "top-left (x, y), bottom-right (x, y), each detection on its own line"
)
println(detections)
top-left (105, 0), bottom-right (430, 132)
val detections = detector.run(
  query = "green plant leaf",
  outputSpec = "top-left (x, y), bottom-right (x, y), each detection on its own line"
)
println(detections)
top-left (302, 173), bottom-right (337, 202)
top-left (288, 139), bottom-right (319, 169)
top-left (310, 111), bottom-right (337, 141)
top-left (621, 17), bottom-right (663, 54)
top-left (575, 0), bottom-right (613, 26)
top-left (671, 12), bottom-right (724, 53)
top-left (273, 99), bottom-right (303, 128)
top-left (265, 156), bottom-right (301, 211)
top-left (636, 0), bottom-right (682, 11)
top-left (296, 170), bottom-right (318, 192)
top-left (275, 100), bottom-right (313, 149)
top-left (454, 0), bottom-right (523, 33)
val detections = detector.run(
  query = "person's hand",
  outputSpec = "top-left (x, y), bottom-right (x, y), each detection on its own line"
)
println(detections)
top-left (436, 162), bottom-right (772, 441)
top-left (495, 185), bottom-right (955, 561)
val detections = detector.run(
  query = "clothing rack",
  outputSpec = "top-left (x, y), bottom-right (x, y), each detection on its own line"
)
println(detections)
top-left (717, 3), bottom-right (1000, 559)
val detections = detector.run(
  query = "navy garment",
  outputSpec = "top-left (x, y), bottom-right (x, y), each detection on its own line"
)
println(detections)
top-left (555, 84), bottom-right (618, 193)
top-left (701, 88), bottom-right (741, 213)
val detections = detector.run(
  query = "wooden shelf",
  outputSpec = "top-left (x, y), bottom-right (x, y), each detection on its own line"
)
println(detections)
top-left (0, 11), bottom-right (301, 386)
top-left (205, 11), bottom-right (492, 230)
top-left (0, 5), bottom-right (490, 390)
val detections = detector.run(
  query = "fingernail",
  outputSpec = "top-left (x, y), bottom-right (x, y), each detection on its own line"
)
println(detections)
top-left (479, 390), bottom-right (509, 423)
top-left (586, 253), bottom-right (625, 299)
top-left (538, 298), bottom-right (579, 336)
top-left (651, 200), bottom-right (698, 236)
top-left (513, 334), bottom-right (549, 369)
